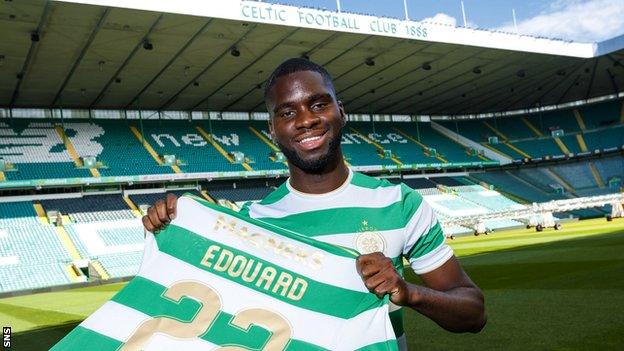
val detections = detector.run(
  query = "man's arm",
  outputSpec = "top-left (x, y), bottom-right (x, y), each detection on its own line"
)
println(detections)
top-left (356, 253), bottom-right (486, 333)
top-left (141, 193), bottom-right (178, 233)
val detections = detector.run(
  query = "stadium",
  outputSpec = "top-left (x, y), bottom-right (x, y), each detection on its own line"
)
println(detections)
top-left (0, 0), bottom-right (623, 349)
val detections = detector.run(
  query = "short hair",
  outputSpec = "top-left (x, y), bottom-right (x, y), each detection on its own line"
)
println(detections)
top-left (264, 58), bottom-right (336, 103)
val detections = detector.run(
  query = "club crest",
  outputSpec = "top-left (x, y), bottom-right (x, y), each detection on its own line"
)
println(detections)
top-left (354, 220), bottom-right (386, 254)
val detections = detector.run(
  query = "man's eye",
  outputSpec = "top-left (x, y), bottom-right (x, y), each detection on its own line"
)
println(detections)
top-left (281, 111), bottom-right (295, 118)
top-left (312, 103), bottom-right (327, 110)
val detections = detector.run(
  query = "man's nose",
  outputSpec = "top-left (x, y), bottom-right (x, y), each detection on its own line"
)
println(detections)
top-left (295, 109), bottom-right (320, 129)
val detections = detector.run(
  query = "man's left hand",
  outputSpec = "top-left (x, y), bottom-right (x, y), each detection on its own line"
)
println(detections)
top-left (356, 252), bottom-right (410, 306)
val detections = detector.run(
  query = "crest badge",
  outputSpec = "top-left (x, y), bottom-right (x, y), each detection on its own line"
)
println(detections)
top-left (354, 220), bottom-right (386, 254)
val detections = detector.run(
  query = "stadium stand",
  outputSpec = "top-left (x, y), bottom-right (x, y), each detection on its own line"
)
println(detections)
top-left (579, 100), bottom-right (622, 129)
top-left (208, 184), bottom-right (275, 202)
top-left (397, 123), bottom-right (486, 163)
top-left (199, 120), bottom-right (287, 171)
top-left (438, 99), bottom-right (624, 160)
top-left (139, 120), bottom-right (246, 173)
top-left (0, 120), bottom-right (93, 180)
top-left (40, 194), bottom-right (136, 223)
top-left (0, 201), bottom-right (75, 293)
top-left (348, 122), bottom-right (427, 165)
top-left (64, 219), bottom-right (144, 278)
top-left (91, 120), bottom-right (174, 177)
top-left (128, 189), bottom-right (202, 208)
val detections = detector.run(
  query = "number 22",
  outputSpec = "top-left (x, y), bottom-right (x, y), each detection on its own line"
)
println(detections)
top-left (121, 281), bottom-right (292, 350)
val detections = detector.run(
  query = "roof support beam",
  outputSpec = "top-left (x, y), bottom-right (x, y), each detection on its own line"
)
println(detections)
top-left (347, 47), bottom-right (477, 112)
top-left (585, 58), bottom-right (599, 101)
top-left (606, 68), bottom-right (619, 94)
top-left (528, 62), bottom-right (585, 108)
top-left (556, 74), bottom-right (581, 104)
top-left (123, 19), bottom-right (213, 110)
top-left (465, 60), bottom-right (580, 113)
top-left (222, 31), bottom-right (343, 111)
top-left (158, 24), bottom-right (258, 111)
top-left (337, 43), bottom-right (431, 96)
top-left (606, 55), bottom-right (624, 72)
top-left (51, 8), bottom-right (110, 106)
top-left (90, 13), bottom-right (164, 108)
top-left (331, 39), bottom-right (405, 82)
top-left (248, 34), bottom-right (374, 111)
top-left (425, 56), bottom-right (567, 114)
top-left (194, 28), bottom-right (300, 110)
top-left (9, 1), bottom-right (52, 107)
top-left (393, 54), bottom-right (516, 114)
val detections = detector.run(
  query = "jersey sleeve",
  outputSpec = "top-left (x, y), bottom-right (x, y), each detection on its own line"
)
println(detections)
top-left (400, 184), bottom-right (454, 274)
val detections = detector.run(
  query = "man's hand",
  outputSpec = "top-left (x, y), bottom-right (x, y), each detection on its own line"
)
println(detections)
top-left (141, 193), bottom-right (178, 233)
top-left (357, 252), bottom-right (486, 333)
top-left (356, 252), bottom-right (410, 306)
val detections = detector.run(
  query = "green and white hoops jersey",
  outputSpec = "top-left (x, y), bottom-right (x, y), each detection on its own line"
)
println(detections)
top-left (240, 170), bottom-right (454, 348)
top-left (53, 195), bottom-right (398, 351)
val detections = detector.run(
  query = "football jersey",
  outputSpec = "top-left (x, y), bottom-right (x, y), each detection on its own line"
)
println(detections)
top-left (240, 169), bottom-right (454, 347)
top-left (53, 195), bottom-right (398, 351)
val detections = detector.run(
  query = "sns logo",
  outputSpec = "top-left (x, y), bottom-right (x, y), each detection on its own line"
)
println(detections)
top-left (3, 326), bottom-right (10, 348)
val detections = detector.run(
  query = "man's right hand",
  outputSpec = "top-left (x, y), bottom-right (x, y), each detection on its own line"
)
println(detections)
top-left (142, 193), bottom-right (178, 233)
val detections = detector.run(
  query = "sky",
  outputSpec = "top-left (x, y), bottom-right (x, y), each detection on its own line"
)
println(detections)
top-left (271, 0), bottom-right (624, 42)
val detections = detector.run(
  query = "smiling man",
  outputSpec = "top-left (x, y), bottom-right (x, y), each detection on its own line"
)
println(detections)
top-left (143, 58), bottom-right (486, 349)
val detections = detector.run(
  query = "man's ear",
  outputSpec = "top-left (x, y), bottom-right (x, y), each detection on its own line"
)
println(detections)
top-left (337, 100), bottom-right (346, 127)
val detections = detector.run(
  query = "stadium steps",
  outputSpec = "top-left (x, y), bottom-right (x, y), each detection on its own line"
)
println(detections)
top-left (54, 125), bottom-right (100, 178)
top-left (504, 171), bottom-right (555, 201)
top-left (504, 142), bottom-right (531, 159)
top-left (348, 127), bottom-right (403, 165)
top-left (521, 117), bottom-right (545, 137)
top-left (65, 264), bottom-right (84, 283)
top-left (392, 127), bottom-right (448, 163)
top-left (480, 142), bottom-right (513, 159)
top-left (195, 126), bottom-right (254, 172)
top-left (576, 134), bottom-right (589, 152)
top-left (33, 203), bottom-right (49, 225)
top-left (573, 109), bottom-right (587, 131)
top-left (431, 127), bottom-right (490, 162)
top-left (248, 126), bottom-right (289, 167)
top-left (518, 117), bottom-right (571, 156)
top-left (54, 226), bottom-right (82, 260)
top-left (481, 120), bottom-right (532, 158)
top-left (90, 260), bottom-right (111, 280)
top-left (122, 196), bottom-right (143, 217)
top-left (588, 162), bottom-right (605, 188)
top-left (553, 137), bottom-right (571, 154)
top-left (482, 121), bottom-right (509, 140)
top-left (129, 125), bottom-right (182, 174)
top-left (200, 190), bottom-right (216, 203)
top-left (544, 168), bottom-right (577, 196)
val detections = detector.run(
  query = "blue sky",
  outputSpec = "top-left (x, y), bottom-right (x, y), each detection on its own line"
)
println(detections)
top-left (270, 0), bottom-right (624, 42)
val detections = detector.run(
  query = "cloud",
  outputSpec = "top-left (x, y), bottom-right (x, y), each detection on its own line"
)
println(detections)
top-left (497, 0), bottom-right (624, 42)
top-left (420, 12), bottom-right (478, 28)
top-left (421, 13), bottom-right (458, 27)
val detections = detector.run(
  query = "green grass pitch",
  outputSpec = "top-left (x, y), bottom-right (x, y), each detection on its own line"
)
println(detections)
top-left (1, 217), bottom-right (623, 350)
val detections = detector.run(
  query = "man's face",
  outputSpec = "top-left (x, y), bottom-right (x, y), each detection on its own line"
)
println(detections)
top-left (266, 70), bottom-right (345, 174)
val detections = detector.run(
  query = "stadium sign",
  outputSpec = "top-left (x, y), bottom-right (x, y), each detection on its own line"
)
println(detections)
top-left (57, 0), bottom-right (595, 58)
top-left (240, 3), bottom-right (428, 39)
top-left (0, 161), bottom-right (499, 189)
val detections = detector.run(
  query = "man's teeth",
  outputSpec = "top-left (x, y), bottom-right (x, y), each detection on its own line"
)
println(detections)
top-left (299, 136), bottom-right (321, 143)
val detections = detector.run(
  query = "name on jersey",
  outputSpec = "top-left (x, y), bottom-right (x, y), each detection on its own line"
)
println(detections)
top-left (213, 215), bottom-right (324, 270)
top-left (200, 244), bottom-right (308, 301)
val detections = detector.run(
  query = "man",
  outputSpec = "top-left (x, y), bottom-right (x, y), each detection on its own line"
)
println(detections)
top-left (143, 58), bottom-right (486, 349)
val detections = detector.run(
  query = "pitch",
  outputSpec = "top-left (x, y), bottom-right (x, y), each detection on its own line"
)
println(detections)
top-left (2, 218), bottom-right (623, 350)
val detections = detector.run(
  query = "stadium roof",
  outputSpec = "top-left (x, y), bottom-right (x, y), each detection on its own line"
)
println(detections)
top-left (1, 0), bottom-right (623, 116)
